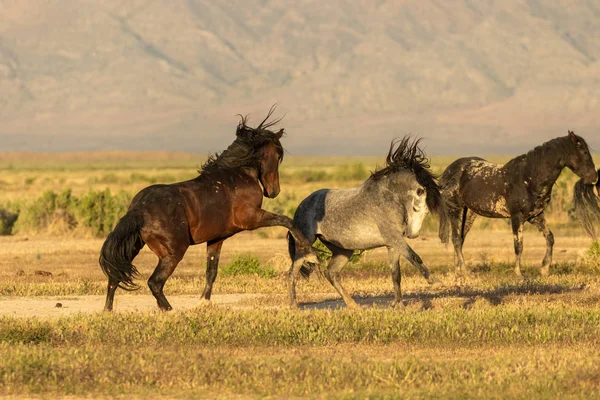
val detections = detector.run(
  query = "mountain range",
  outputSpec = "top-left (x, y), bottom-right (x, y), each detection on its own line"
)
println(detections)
top-left (1, 0), bottom-right (599, 155)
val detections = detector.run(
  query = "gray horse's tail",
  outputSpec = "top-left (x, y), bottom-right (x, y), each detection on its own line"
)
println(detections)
top-left (573, 175), bottom-right (600, 240)
top-left (287, 232), bottom-right (316, 279)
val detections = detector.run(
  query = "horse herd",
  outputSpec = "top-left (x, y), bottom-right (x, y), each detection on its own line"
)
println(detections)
top-left (99, 107), bottom-right (600, 311)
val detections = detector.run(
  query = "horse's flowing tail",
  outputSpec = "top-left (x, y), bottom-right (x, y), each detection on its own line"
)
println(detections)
top-left (99, 211), bottom-right (145, 290)
top-left (438, 202), bottom-right (451, 244)
top-left (573, 177), bottom-right (600, 240)
top-left (287, 232), bottom-right (316, 279)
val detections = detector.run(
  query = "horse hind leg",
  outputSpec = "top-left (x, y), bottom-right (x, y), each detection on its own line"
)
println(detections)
top-left (200, 239), bottom-right (224, 302)
top-left (147, 254), bottom-right (184, 311)
top-left (322, 242), bottom-right (358, 310)
top-left (287, 222), bottom-right (317, 308)
top-left (448, 207), bottom-right (468, 275)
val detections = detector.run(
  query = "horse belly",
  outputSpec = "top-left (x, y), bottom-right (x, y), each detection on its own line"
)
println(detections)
top-left (461, 167), bottom-right (511, 218)
top-left (320, 222), bottom-right (384, 250)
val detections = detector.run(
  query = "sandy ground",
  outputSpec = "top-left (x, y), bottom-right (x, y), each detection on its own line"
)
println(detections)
top-left (0, 294), bottom-right (269, 318)
top-left (0, 293), bottom-right (398, 318)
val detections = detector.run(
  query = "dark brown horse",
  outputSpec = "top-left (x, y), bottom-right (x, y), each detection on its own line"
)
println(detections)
top-left (99, 107), bottom-right (317, 311)
top-left (439, 131), bottom-right (597, 277)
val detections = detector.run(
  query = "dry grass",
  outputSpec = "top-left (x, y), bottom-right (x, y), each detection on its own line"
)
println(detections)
top-left (0, 152), bottom-right (599, 398)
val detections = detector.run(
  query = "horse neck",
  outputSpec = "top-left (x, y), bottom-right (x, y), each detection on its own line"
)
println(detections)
top-left (522, 139), bottom-right (567, 189)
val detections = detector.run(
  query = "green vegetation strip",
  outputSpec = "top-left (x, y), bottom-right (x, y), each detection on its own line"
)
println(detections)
top-left (1, 307), bottom-right (599, 347)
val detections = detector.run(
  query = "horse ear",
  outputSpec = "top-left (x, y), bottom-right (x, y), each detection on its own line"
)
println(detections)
top-left (276, 129), bottom-right (284, 139)
top-left (568, 130), bottom-right (577, 143)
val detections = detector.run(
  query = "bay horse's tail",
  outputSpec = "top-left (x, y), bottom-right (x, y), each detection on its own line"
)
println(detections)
top-left (287, 232), bottom-right (316, 279)
top-left (573, 174), bottom-right (600, 240)
top-left (99, 211), bottom-right (145, 290)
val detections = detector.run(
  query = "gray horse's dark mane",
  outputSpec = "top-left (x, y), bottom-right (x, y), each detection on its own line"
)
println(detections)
top-left (370, 136), bottom-right (441, 213)
top-left (200, 106), bottom-right (284, 174)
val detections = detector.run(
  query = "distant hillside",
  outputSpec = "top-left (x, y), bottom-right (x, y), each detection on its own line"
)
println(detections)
top-left (0, 0), bottom-right (599, 155)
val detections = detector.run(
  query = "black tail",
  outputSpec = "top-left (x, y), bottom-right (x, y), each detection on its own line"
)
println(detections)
top-left (99, 211), bottom-right (145, 290)
top-left (573, 176), bottom-right (600, 240)
top-left (438, 202), bottom-right (451, 244)
top-left (287, 231), bottom-right (316, 279)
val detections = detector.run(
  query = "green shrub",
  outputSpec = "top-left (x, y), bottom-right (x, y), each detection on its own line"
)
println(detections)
top-left (333, 163), bottom-right (369, 181)
top-left (12, 189), bottom-right (132, 237)
top-left (221, 254), bottom-right (277, 278)
top-left (0, 209), bottom-right (18, 235)
top-left (74, 189), bottom-right (131, 236)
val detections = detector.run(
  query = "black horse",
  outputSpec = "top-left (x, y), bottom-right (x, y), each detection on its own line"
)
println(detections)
top-left (439, 131), bottom-right (597, 277)
top-left (99, 107), bottom-right (317, 311)
top-left (573, 169), bottom-right (600, 240)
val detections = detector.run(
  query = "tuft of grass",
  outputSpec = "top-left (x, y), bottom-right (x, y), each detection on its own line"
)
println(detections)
top-left (579, 241), bottom-right (600, 272)
top-left (221, 254), bottom-right (277, 278)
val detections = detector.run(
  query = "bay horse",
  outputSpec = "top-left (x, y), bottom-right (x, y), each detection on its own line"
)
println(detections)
top-left (287, 136), bottom-right (441, 309)
top-left (439, 131), bottom-right (597, 277)
top-left (99, 107), bottom-right (317, 311)
top-left (573, 169), bottom-right (600, 240)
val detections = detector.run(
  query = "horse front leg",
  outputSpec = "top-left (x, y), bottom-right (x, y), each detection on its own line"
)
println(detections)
top-left (528, 213), bottom-right (553, 276)
top-left (242, 209), bottom-right (318, 263)
top-left (395, 240), bottom-right (440, 286)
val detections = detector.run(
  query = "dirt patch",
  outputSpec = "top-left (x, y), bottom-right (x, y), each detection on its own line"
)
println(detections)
top-left (0, 294), bottom-right (266, 318)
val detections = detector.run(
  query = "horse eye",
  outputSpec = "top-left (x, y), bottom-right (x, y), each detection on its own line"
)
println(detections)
top-left (416, 188), bottom-right (425, 196)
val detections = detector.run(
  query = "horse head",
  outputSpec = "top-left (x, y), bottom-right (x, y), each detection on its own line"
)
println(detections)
top-left (566, 131), bottom-right (597, 185)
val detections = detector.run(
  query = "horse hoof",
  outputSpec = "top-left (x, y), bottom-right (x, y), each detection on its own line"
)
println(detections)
top-left (428, 277), bottom-right (443, 288)
top-left (304, 253), bottom-right (319, 265)
top-left (392, 300), bottom-right (405, 310)
top-left (197, 298), bottom-right (212, 308)
top-left (539, 266), bottom-right (550, 277)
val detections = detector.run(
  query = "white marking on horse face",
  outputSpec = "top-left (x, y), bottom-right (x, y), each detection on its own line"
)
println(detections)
top-left (405, 188), bottom-right (428, 238)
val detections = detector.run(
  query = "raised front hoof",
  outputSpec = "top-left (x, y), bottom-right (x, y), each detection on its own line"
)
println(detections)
top-left (157, 302), bottom-right (173, 312)
top-left (538, 265), bottom-right (550, 277)
top-left (303, 252), bottom-right (319, 265)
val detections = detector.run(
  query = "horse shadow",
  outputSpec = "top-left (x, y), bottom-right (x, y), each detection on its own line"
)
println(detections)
top-left (298, 281), bottom-right (586, 311)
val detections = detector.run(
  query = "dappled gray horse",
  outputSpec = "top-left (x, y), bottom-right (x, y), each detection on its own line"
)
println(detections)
top-left (439, 131), bottom-right (597, 277)
top-left (287, 137), bottom-right (441, 309)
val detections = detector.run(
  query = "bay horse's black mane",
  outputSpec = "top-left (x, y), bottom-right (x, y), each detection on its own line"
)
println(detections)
top-left (200, 106), bottom-right (285, 174)
top-left (370, 136), bottom-right (441, 213)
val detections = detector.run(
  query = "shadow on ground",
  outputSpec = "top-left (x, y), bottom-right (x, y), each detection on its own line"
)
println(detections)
top-left (299, 281), bottom-right (586, 311)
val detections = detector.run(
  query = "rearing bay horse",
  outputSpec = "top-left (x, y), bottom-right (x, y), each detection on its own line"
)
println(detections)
top-left (99, 107), bottom-right (317, 311)
top-left (439, 131), bottom-right (597, 277)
